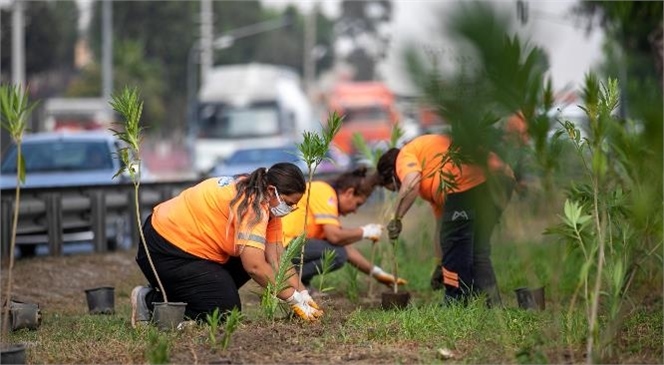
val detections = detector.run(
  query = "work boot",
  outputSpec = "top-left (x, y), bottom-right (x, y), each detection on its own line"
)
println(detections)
top-left (430, 263), bottom-right (444, 291)
top-left (131, 285), bottom-right (152, 328)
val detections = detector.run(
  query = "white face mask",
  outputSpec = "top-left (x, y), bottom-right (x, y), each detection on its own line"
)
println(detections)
top-left (270, 187), bottom-right (294, 217)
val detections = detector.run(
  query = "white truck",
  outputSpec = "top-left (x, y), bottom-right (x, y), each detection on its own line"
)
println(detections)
top-left (190, 63), bottom-right (316, 174)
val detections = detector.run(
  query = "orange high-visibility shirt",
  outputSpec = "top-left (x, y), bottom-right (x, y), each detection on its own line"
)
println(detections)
top-left (151, 176), bottom-right (282, 264)
top-left (395, 134), bottom-right (489, 217)
top-left (281, 181), bottom-right (340, 245)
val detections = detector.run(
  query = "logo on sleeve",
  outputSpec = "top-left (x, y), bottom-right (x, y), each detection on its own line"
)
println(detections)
top-left (217, 176), bottom-right (234, 187)
top-left (327, 197), bottom-right (336, 206)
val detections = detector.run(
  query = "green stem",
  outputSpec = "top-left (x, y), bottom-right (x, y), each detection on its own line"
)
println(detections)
top-left (2, 144), bottom-right (21, 336)
top-left (587, 175), bottom-right (606, 364)
top-left (368, 241), bottom-right (377, 297)
top-left (391, 239), bottom-right (398, 295)
top-left (298, 169), bottom-right (316, 284)
top-left (134, 181), bottom-right (168, 302)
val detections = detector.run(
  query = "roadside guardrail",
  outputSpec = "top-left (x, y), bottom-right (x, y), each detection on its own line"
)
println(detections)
top-left (1, 179), bottom-right (199, 258)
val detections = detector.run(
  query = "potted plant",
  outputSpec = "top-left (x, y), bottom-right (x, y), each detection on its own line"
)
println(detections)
top-left (380, 205), bottom-right (411, 310)
top-left (351, 126), bottom-right (405, 299)
top-left (0, 83), bottom-right (39, 361)
top-left (109, 86), bottom-right (186, 330)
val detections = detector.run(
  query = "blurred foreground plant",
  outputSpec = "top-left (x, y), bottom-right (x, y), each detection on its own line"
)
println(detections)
top-left (545, 75), bottom-right (662, 363)
top-left (0, 83), bottom-right (38, 336)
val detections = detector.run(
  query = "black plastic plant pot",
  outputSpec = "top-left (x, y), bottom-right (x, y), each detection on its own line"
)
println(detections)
top-left (8, 300), bottom-right (42, 331)
top-left (514, 287), bottom-right (545, 311)
top-left (381, 291), bottom-right (411, 310)
top-left (1, 343), bottom-right (27, 364)
top-left (152, 302), bottom-right (187, 331)
top-left (85, 287), bottom-right (115, 315)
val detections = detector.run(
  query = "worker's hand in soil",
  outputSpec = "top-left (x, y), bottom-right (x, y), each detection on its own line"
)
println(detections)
top-left (287, 290), bottom-right (323, 321)
top-left (300, 290), bottom-right (321, 310)
top-left (370, 266), bottom-right (408, 287)
top-left (387, 218), bottom-right (402, 240)
top-left (361, 223), bottom-right (383, 241)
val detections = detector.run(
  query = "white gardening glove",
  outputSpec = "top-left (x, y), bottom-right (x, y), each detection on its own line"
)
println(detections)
top-left (286, 290), bottom-right (323, 321)
top-left (299, 290), bottom-right (321, 310)
top-left (361, 223), bottom-right (383, 241)
top-left (370, 266), bottom-right (408, 287)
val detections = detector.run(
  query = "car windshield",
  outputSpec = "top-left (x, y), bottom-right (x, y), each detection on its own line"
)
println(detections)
top-left (0, 140), bottom-right (114, 174)
top-left (198, 102), bottom-right (281, 139)
top-left (227, 147), bottom-right (300, 165)
top-left (343, 106), bottom-right (389, 123)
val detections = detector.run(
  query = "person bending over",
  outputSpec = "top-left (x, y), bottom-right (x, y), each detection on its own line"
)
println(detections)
top-left (282, 166), bottom-right (407, 293)
top-left (375, 134), bottom-right (514, 307)
top-left (131, 162), bottom-right (322, 327)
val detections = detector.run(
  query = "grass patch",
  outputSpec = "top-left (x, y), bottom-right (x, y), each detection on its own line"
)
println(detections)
top-left (3, 194), bottom-right (661, 364)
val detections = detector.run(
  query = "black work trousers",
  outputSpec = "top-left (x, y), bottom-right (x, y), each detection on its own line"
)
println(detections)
top-left (439, 181), bottom-right (510, 307)
top-left (136, 215), bottom-right (251, 321)
top-left (291, 239), bottom-right (348, 286)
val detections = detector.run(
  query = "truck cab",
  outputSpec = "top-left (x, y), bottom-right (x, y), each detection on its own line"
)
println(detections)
top-left (325, 82), bottom-right (400, 156)
top-left (191, 63), bottom-right (315, 174)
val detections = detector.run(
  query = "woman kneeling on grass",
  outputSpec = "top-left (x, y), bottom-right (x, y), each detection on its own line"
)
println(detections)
top-left (131, 162), bottom-right (323, 327)
top-left (281, 166), bottom-right (407, 295)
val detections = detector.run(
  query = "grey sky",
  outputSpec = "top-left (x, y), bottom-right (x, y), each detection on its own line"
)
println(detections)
top-left (72, 0), bottom-right (603, 95)
top-left (264, 0), bottom-right (605, 95)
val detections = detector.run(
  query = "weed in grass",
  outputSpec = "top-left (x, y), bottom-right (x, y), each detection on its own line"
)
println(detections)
top-left (146, 326), bottom-right (170, 364)
top-left (342, 264), bottom-right (360, 303)
top-left (220, 307), bottom-right (243, 350)
top-left (314, 249), bottom-right (337, 294)
top-left (205, 307), bottom-right (221, 348)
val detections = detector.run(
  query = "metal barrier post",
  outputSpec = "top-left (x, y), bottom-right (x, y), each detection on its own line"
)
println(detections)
top-left (44, 193), bottom-right (63, 256)
top-left (90, 190), bottom-right (107, 252)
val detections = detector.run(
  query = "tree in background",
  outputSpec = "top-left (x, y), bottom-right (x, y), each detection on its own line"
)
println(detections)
top-left (573, 1), bottom-right (662, 168)
top-left (251, 5), bottom-right (334, 79)
top-left (66, 39), bottom-right (167, 130)
top-left (335, 0), bottom-right (392, 81)
top-left (79, 1), bottom-right (334, 137)
top-left (0, 2), bottom-right (79, 92)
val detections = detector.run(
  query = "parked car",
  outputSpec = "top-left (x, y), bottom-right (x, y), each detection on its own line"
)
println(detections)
top-left (0, 131), bottom-right (148, 256)
top-left (207, 144), bottom-right (352, 178)
top-left (0, 131), bottom-right (151, 189)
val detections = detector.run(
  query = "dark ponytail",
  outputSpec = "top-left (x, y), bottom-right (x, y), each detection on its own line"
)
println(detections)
top-left (332, 166), bottom-right (378, 197)
top-left (229, 162), bottom-right (306, 235)
top-left (375, 148), bottom-right (400, 187)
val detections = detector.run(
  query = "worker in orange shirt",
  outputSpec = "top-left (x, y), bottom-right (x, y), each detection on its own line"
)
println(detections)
top-left (375, 134), bottom-right (514, 306)
top-left (281, 166), bottom-right (407, 293)
top-left (130, 163), bottom-right (322, 327)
